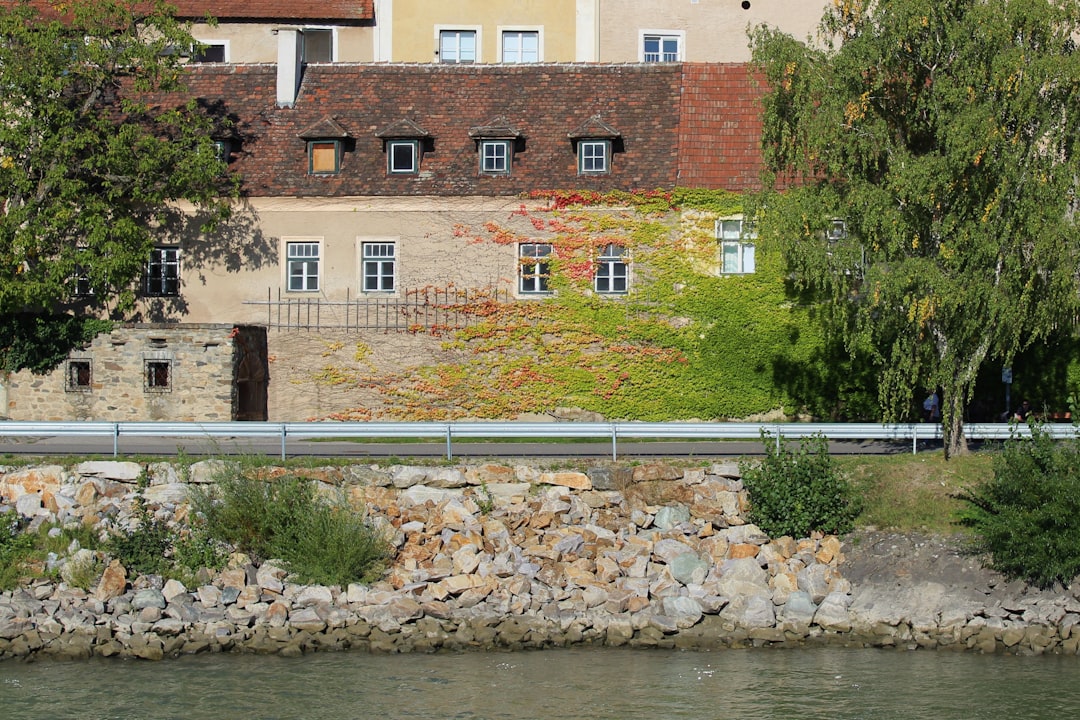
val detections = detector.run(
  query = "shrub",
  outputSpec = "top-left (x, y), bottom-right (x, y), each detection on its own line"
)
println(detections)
top-left (958, 427), bottom-right (1080, 588)
top-left (740, 433), bottom-right (861, 538)
top-left (0, 510), bottom-right (34, 590)
top-left (192, 464), bottom-right (391, 586)
top-left (105, 485), bottom-right (174, 577)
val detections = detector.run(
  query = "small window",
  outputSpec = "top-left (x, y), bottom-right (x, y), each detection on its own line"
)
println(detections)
top-left (309, 140), bottom-right (340, 174)
top-left (718, 219), bottom-right (756, 274)
top-left (440, 30), bottom-right (476, 63)
top-left (502, 30), bottom-right (539, 63)
top-left (642, 33), bottom-right (682, 62)
top-left (72, 264), bottom-right (93, 297)
top-left (595, 244), bottom-right (629, 294)
top-left (578, 140), bottom-right (610, 175)
top-left (303, 29), bottom-right (334, 62)
top-left (387, 140), bottom-right (418, 174)
top-left (146, 247), bottom-right (180, 296)
top-left (480, 140), bottom-right (511, 175)
top-left (519, 243), bottom-right (552, 294)
top-left (66, 360), bottom-right (92, 392)
top-left (191, 42), bottom-right (226, 62)
top-left (213, 140), bottom-right (231, 164)
top-left (827, 219), bottom-right (848, 241)
top-left (362, 242), bottom-right (396, 292)
top-left (145, 360), bottom-right (172, 392)
top-left (287, 241), bottom-right (320, 292)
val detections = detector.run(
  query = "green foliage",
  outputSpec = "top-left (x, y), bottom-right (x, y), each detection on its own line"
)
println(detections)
top-left (741, 433), bottom-right (861, 537)
top-left (750, 0), bottom-right (1080, 456)
top-left (105, 478), bottom-right (174, 577)
top-left (191, 464), bottom-right (391, 586)
top-left (0, 511), bottom-right (35, 590)
top-left (958, 428), bottom-right (1080, 588)
top-left (0, 0), bottom-right (236, 369)
top-left (0, 314), bottom-right (111, 374)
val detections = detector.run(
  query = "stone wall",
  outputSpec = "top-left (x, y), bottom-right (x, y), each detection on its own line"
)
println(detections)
top-left (3, 324), bottom-right (253, 422)
top-left (1, 460), bottom-right (1079, 660)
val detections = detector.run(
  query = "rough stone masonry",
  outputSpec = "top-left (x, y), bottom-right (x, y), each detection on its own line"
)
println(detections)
top-left (2, 459), bottom-right (1079, 661)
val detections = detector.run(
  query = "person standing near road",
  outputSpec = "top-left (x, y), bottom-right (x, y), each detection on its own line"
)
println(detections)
top-left (923, 390), bottom-right (941, 422)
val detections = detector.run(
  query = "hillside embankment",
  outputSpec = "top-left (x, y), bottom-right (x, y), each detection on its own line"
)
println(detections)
top-left (1, 460), bottom-right (1077, 660)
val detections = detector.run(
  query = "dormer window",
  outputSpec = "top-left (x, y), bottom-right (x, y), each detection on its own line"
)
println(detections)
top-left (578, 140), bottom-right (611, 174)
top-left (299, 116), bottom-right (351, 176)
top-left (213, 140), bottom-right (231, 163)
top-left (308, 140), bottom-right (340, 174)
top-left (469, 117), bottom-right (522, 177)
top-left (376, 119), bottom-right (431, 177)
top-left (569, 115), bottom-right (622, 177)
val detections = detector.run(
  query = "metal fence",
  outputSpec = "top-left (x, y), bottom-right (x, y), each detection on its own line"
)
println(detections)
top-left (0, 420), bottom-right (1070, 461)
top-left (244, 287), bottom-right (512, 331)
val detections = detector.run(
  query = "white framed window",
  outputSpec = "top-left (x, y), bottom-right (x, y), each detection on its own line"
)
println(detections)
top-left (438, 28), bottom-right (479, 64)
top-left (72, 263), bottom-right (93, 297)
top-left (362, 242), bottom-right (396, 292)
top-left (191, 41), bottom-right (227, 62)
top-left (578, 140), bottom-right (611, 175)
top-left (480, 140), bottom-right (512, 175)
top-left (595, 244), bottom-right (629, 294)
top-left (303, 28), bottom-right (335, 62)
top-left (640, 31), bottom-right (683, 62)
top-left (286, 240), bottom-right (321, 292)
top-left (519, 243), bottom-right (552, 294)
top-left (717, 219), bottom-right (756, 274)
top-left (145, 360), bottom-right (173, 392)
top-left (308, 140), bottom-right (341, 174)
top-left (827, 219), bottom-right (848, 241)
top-left (387, 140), bottom-right (419, 174)
top-left (146, 247), bottom-right (180, 296)
top-left (66, 359), bottom-right (92, 392)
top-left (500, 28), bottom-right (541, 63)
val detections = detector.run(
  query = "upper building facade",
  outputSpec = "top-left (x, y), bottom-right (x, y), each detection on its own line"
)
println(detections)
top-left (171, 0), bottom-right (828, 65)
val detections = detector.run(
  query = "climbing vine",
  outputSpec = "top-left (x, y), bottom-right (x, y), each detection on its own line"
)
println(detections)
top-left (315, 188), bottom-right (874, 422)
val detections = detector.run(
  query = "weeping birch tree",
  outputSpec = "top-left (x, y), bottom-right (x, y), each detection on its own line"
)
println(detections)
top-left (750, 0), bottom-right (1080, 457)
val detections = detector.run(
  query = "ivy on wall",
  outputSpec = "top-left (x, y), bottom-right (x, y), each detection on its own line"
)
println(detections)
top-left (319, 188), bottom-right (873, 422)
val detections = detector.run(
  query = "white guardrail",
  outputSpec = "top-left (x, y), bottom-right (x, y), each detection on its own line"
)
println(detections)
top-left (0, 420), bottom-right (1072, 460)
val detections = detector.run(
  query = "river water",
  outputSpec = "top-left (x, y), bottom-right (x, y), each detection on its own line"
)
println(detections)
top-left (2, 647), bottom-right (1079, 719)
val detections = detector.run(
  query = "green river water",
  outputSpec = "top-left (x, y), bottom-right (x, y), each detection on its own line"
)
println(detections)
top-left (2, 647), bottom-right (1078, 719)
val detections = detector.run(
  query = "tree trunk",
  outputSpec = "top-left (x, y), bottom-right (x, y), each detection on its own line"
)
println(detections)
top-left (942, 388), bottom-right (968, 459)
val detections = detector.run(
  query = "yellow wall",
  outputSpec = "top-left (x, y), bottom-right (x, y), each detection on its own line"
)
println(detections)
top-left (189, 23), bottom-right (376, 63)
top-left (388, 0), bottom-right (579, 63)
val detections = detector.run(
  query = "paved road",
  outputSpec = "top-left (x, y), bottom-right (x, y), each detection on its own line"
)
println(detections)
top-left (0, 434), bottom-right (927, 460)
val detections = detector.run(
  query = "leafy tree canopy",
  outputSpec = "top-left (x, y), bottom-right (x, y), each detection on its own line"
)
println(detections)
top-left (750, 0), bottom-right (1080, 457)
top-left (0, 0), bottom-right (234, 371)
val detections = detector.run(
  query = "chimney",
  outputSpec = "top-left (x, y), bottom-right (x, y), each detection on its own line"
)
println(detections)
top-left (275, 27), bottom-right (303, 107)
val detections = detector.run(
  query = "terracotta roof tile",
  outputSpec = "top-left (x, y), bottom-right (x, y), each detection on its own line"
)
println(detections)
top-left (170, 1), bottom-right (373, 21)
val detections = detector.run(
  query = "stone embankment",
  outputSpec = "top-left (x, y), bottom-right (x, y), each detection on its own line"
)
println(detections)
top-left (2, 460), bottom-right (1079, 660)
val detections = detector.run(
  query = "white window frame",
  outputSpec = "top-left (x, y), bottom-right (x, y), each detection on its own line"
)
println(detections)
top-left (387, 139), bottom-right (419, 174)
top-left (436, 26), bottom-right (481, 64)
top-left (302, 27), bottom-right (336, 63)
top-left (498, 27), bottom-right (542, 63)
top-left (578, 140), bottom-right (611, 175)
top-left (285, 239), bottom-right (322, 292)
top-left (717, 219), bottom-right (756, 274)
top-left (361, 240), bottom-right (397, 293)
top-left (519, 243), bottom-right (553, 295)
top-left (479, 139), bottom-right (512, 175)
top-left (145, 247), bottom-right (181, 297)
top-left (639, 30), bottom-right (684, 62)
top-left (190, 40), bottom-right (228, 62)
top-left (595, 244), bottom-right (629, 294)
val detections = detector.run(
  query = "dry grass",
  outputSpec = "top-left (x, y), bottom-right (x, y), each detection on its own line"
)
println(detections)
top-left (838, 450), bottom-right (995, 535)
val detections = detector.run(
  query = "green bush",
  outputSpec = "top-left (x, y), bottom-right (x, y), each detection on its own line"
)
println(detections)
top-left (105, 487), bottom-right (174, 577)
top-left (958, 427), bottom-right (1080, 588)
top-left (191, 465), bottom-right (391, 586)
top-left (740, 433), bottom-right (861, 537)
top-left (0, 511), bottom-right (34, 590)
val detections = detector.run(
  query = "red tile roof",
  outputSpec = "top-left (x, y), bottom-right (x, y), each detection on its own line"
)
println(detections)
top-left (172, 62), bottom-right (766, 197)
top-left (170, 1), bottom-right (373, 21)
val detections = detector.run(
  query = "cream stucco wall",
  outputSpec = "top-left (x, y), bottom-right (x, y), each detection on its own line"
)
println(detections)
top-left (189, 23), bottom-right (375, 63)
top-left (388, 0), bottom-right (579, 63)
top-left (597, 0), bottom-right (829, 63)
top-left (150, 197), bottom-right (553, 328)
